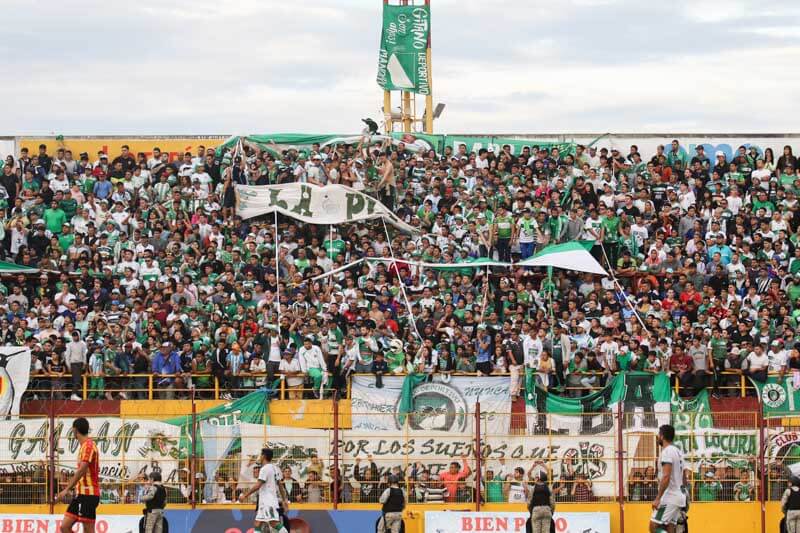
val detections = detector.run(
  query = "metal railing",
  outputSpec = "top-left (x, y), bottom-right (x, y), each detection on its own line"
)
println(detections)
top-left (23, 369), bottom-right (765, 402)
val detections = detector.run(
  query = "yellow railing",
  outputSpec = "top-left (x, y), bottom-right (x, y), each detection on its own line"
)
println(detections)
top-left (24, 369), bottom-right (764, 401)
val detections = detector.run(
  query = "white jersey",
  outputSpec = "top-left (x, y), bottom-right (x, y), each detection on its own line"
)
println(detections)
top-left (257, 463), bottom-right (282, 506)
top-left (658, 444), bottom-right (686, 507)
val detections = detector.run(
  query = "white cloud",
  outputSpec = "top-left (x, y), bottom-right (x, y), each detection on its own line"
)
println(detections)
top-left (1, 0), bottom-right (799, 135)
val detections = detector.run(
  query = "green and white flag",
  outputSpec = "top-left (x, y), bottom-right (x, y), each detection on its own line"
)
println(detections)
top-left (518, 241), bottom-right (609, 276)
top-left (235, 183), bottom-right (417, 233)
top-left (376, 4), bottom-right (431, 94)
top-left (525, 372), bottom-right (672, 435)
top-left (752, 375), bottom-right (800, 417)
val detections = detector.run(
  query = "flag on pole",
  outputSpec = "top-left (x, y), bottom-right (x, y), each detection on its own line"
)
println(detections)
top-left (518, 241), bottom-right (609, 276)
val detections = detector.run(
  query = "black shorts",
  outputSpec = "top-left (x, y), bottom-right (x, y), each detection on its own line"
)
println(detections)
top-left (66, 494), bottom-right (100, 523)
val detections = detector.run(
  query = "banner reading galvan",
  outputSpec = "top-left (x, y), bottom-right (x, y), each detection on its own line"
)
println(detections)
top-left (0, 514), bottom-right (141, 532)
top-left (425, 511), bottom-right (610, 533)
top-left (19, 137), bottom-right (227, 162)
top-left (0, 417), bottom-right (182, 482)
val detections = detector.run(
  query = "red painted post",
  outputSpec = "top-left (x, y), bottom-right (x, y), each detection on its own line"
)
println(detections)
top-left (759, 408), bottom-right (766, 533)
top-left (191, 388), bottom-right (197, 509)
top-left (475, 401), bottom-right (481, 512)
top-left (333, 390), bottom-right (340, 509)
top-left (48, 385), bottom-right (55, 515)
top-left (616, 401), bottom-right (625, 533)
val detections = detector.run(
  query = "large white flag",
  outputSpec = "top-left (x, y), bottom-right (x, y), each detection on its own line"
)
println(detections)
top-left (0, 347), bottom-right (31, 418)
top-left (235, 183), bottom-right (417, 233)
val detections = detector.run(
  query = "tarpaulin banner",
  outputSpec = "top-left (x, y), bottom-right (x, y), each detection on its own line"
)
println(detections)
top-left (0, 347), bottom-right (31, 418)
top-left (350, 374), bottom-right (511, 434)
top-left (237, 423), bottom-right (330, 484)
top-left (235, 183), bottom-right (417, 233)
top-left (0, 417), bottom-right (181, 482)
top-left (424, 511), bottom-right (611, 533)
top-left (376, 4), bottom-right (431, 94)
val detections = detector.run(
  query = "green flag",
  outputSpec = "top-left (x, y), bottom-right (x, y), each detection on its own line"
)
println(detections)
top-left (167, 389), bottom-right (272, 458)
top-left (376, 4), bottom-right (431, 94)
top-left (752, 375), bottom-right (799, 417)
top-left (397, 372), bottom-right (428, 426)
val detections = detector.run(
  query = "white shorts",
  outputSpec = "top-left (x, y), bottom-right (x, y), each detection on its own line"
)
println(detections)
top-left (256, 500), bottom-right (281, 523)
top-left (651, 503), bottom-right (682, 525)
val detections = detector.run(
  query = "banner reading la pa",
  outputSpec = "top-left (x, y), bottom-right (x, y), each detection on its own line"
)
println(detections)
top-left (235, 183), bottom-right (417, 233)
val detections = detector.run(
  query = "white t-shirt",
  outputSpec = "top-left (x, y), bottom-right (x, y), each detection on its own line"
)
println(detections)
top-left (767, 349), bottom-right (787, 372)
top-left (257, 463), bottom-right (282, 506)
top-left (658, 444), bottom-right (686, 506)
top-left (516, 217), bottom-right (538, 244)
top-left (746, 351), bottom-right (769, 371)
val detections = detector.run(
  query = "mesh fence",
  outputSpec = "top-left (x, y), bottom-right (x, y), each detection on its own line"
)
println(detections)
top-left (4, 406), bottom-right (790, 508)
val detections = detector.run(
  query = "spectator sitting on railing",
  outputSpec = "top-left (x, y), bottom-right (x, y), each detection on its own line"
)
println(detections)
top-left (669, 344), bottom-right (694, 397)
top-left (744, 342), bottom-right (769, 384)
top-left (723, 347), bottom-right (744, 396)
top-left (87, 343), bottom-right (105, 399)
top-left (152, 341), bottom-right (181, 399)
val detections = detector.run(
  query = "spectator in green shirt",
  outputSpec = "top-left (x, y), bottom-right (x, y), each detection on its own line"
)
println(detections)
top-left (43, 200), bottom-right (66, 234)
top-left (697, 467), bottom-right (722, 502)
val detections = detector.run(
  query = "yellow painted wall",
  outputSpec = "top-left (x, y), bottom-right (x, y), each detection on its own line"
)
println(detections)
top-left (270, 399), bottom-right (352, 429)
top-left (20, 137), bottom-right (227, 161)
top-left (120, 399), bottom-right (226, 418)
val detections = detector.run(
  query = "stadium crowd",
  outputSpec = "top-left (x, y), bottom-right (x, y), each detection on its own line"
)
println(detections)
top-left (0, 137), bottom-right (799, 404)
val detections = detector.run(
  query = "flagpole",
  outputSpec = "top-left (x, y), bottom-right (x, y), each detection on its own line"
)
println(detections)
top-left (547, 265), bottom-right (557, 388)
top-left (275, 209), bottom-right (281, 328)
top-left (600, 242), bottom-right (649, 334)
top-left (382, 218), bottom-right (422, 341)
top-left (478, 265), bottom-right (490, 328)
top-left (329, 224), bottom-right (334, 289)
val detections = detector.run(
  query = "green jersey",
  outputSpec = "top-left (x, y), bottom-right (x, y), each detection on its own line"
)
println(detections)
top-left (495, 215), bottom-right (513, 239)
top-left (323, 238), bottom-right (346, 259)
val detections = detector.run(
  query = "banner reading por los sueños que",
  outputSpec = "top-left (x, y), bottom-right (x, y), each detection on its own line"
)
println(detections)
top-left (235, 183), bottom-right (417, 233)
top-left (376, 4), bottom-right (431, 94)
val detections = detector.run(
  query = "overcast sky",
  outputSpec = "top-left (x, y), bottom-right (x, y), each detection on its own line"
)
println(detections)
top-left (3, 0), bottom-right (799, 135)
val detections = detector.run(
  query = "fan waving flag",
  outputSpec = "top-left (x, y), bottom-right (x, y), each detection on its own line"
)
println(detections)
top-left (517, 241), bottom-right (609, 276)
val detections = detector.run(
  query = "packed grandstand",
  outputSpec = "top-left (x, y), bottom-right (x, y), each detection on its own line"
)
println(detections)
top-left (0, 133), bottom-right (799, 522)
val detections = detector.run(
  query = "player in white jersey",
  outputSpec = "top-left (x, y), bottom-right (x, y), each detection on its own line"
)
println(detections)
top-left (650, 424), bottom-right (687, 533)
top-left (238, 447), bottom-right (290, 533)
